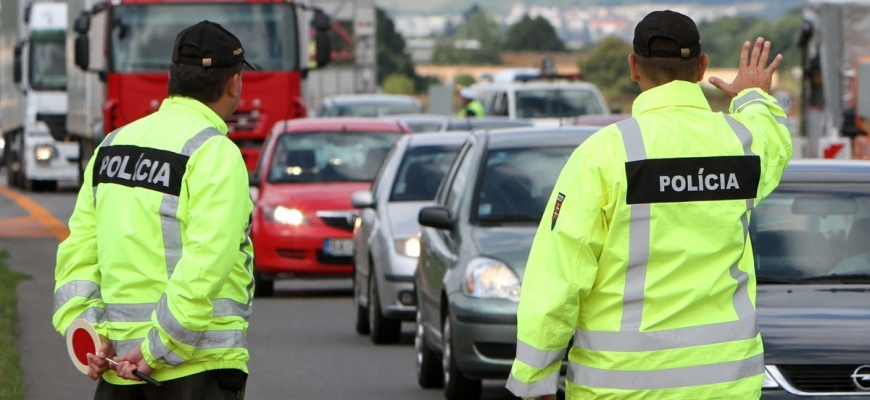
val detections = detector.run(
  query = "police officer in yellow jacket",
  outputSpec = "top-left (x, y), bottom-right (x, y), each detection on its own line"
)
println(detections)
top-left (53, 21), bottom-right (255, 399)
top-left (507, 11), bottom-right (793, 400)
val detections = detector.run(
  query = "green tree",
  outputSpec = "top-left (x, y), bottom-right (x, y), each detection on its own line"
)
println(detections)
top-left (376, 8), bottom-right (418, 85)
top-left (697, 11), bottom-right (802, 69)
top-left (455, 74), bottom-right (476, 88)
top-left (383, 74), bottom-right (416, 95)
top-left (579, 36), bottom-right (639, 98)
top-left (431, 5), bottom-right (503, 65)
top-left (503, 15), bottom-right (567, 52)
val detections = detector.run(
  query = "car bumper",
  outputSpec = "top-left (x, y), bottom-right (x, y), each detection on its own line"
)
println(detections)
top-left (448, 294), bottom-right (519, 380)
top-left (254, 223), bottom-right (354, 276)
top-left (377, 254), bottom-right (418, 321)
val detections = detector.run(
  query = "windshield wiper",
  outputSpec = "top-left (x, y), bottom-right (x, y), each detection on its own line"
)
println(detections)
top-left (756, 276), bottom-right (801, 284)
top-left (797, 274), bottom-right (870, 284)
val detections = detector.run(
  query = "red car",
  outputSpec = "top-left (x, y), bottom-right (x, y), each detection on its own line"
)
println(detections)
top-left (250, 118), bottom-right (410, 296)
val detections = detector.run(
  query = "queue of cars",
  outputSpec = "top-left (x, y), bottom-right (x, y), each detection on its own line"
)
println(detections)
top-left (249, 93), bottom-right (870, 400)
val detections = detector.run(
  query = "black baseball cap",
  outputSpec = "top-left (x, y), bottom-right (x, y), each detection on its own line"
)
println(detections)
top-left (171, 20), bottom-right (256, 70)
top-left (633, 11), bottom-right (701, 59)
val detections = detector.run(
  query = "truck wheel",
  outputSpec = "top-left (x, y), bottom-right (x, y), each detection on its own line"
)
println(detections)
top-left (368, 266), bottom-right (401, 344)
top-left (415, 309), bottom-right (443, 388)
top-left (443, 312), bottom-right (481, 400)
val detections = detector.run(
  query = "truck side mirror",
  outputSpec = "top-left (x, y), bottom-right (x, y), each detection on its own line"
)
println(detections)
top-left (13, 42), bottom-right (23, 84)
top-left (74, 36), bottom-right (90, 71)
top-left (312, 9), bottom-right (332, 68)
top-left (74, 12), bottom-right (90, 34)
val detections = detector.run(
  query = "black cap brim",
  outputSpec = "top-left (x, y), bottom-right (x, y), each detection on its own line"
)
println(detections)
top-left (243, 60), bottom-right (257, 71)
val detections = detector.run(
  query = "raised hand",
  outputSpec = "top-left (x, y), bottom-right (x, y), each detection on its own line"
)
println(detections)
top-left (709, 37), bottom-right (782, 98)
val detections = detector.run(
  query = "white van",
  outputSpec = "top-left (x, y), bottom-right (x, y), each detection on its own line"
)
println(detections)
top-left (471, 79), bottom-right (610, 127)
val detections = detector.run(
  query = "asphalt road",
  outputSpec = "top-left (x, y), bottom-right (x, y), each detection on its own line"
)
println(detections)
top-left (0, 171), bottom-right (517, 400)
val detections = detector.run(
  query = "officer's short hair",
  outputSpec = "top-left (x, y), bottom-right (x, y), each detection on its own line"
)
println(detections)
top-left (634, 37), bottom-right (702, 86)
top-left (168, 59), bottom-right (242, 104)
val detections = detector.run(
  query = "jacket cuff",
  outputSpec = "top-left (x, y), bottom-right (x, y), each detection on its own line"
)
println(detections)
top-left (730, 88), bottom-right (777, 114)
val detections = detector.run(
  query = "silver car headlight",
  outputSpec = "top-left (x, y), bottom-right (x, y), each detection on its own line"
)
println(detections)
top-left (34, 145), bottom-right (56, 163)
top-left (394, 238), bottom-right (421, 258)
top-left (462, 257), bottom-right (521, 302)
top-left (263, 205), bottom-right (308, 226)
top-left (762, 366), bottom-right (780, 389)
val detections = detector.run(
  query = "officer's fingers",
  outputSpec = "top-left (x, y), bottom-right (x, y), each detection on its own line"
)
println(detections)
top-left (708, 76), bottom-right (729, 91)
top-left (749, 37), bottom-right (764, 67)
top-left (739, 41), bottom-right (751, 68)
top-left (758, 41), bottom-right (771, 69)
top-left (766, 54), bottom-right (784, 74)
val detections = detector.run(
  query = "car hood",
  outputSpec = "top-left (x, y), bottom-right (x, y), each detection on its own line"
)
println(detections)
top-left (471, 225), bottom-right (537, 276)
top-left (386, 201), bottom-right (432, 239)
top-left (261, 182), bottom-right (371, 211)
top-left (758, 285), bottom-right (870, 364)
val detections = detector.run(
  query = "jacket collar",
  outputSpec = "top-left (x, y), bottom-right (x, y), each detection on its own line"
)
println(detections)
top-left (160, 96), bottom-right (229, 135)
top-left (632, 80), bottom-right (712, 117)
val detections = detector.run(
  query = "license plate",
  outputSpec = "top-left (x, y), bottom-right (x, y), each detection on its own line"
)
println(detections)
top-left (324, 239), bottom-right (354, 257)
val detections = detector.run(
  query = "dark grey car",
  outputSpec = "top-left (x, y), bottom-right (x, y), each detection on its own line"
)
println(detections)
top-left (414, 127), bottom-right (596, 400)
top-left (753, 160), bottom-right (870, 399)
top-left (386, 114), bottom-right (533, 133)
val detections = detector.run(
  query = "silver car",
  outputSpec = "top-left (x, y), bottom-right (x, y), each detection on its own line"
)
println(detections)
top-left (351, 132), bottom-right (469, 343)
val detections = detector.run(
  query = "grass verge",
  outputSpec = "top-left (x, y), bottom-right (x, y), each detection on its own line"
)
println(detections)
top-left (0, 250), bottom-right (28, 400)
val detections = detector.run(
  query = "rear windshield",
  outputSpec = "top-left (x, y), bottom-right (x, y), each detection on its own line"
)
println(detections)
top-left (390, 145), bottom-right (461, 202)
top-left (515, 88), bottom-right (605, 119)
top-left (751, 184), bottom-right (870, 281)
top-left (474, 146), bottom-right (574, 224)
top-left (268, 131), bottom-right (402, 183)
top-left (324, 102), bottom-right (422, 117)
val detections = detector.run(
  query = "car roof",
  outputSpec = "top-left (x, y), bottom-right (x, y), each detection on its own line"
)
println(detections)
top-left (476, 126), bottom-right (599, 149)
top-left (472, 80), bottom-right (601, 91)
top-left (405, 131), bottom-right (470, 147)
top-left (385, 114), bottom-right (450, 123)
top-left (322, 94), bottom-right (421, 105)
top-left (276, 118), bottom-right (408, 133)
top-left (782, 159), bottom-right (870, 183)
top-left (446, 117), bottom-right (533, 128)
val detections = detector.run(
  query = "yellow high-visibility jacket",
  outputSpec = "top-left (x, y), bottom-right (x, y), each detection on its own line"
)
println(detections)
top-left (506, 81), bottom-right (793, 400)
top-left (53, 97), bottom-right (255, 384)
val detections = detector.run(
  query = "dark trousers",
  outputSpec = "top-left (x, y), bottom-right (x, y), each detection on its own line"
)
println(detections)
top-left (94, 369), bottom-right (246, 400)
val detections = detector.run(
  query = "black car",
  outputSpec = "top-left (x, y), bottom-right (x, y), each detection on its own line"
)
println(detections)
top-left (753, 160), bottom-right (870, 399)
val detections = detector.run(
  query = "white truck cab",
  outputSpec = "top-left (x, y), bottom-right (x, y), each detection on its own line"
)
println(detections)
top-left (471, 73), bottom-right (610, 127)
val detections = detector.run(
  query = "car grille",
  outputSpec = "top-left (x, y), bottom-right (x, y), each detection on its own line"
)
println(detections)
top-left (475, 342), bottom-right (516, 360)
top-left (777, 365), bottom-right (868, 393)
top-left (316, 251), bottom-right (353, 266)
top-left (37, 113), bottom-right (70, 141)
top-left (226, 110), bottom-right (259, 133)
top-left (316, 211), bottom-right (357, 232)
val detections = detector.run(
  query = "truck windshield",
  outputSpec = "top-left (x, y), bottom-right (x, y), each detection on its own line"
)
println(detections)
top-left (110, 3), bottom-right (298, 72)
top-left (515, 88), bottom-right (605, 119)
top-left (29, 31), bottom-right (66, 91)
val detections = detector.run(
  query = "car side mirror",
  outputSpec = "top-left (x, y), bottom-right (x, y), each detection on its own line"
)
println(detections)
top-left (351, 190), bottom-right (375, 209)
top-left (312, 9), bottom-right (332, 68)
top-left (418, 206), bottom-right (455, 231)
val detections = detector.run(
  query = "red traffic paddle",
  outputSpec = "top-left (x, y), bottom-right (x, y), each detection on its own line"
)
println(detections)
top-left (65, 319), bottom-right (161, 387)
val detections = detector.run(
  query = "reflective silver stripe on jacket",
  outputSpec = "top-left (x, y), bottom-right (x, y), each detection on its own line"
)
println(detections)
top-left (241, 235), bottom-right (255, 308)
top-left (515, 339), bottom-right (566, 370)
top-left (155, 294), bottom-right (201, 347)
top-left (725, 115), bottom-right (757, 322)
top-left (54, 280), bottom-right (102, 313)
top-left (112, 338), bottom-right (144, 357)
top-left (617, 118), bottom-right (649, 332)
top-left (106, 303), bottom-right (155, 323)
top-left (93, 128), bottom-right (123, 204)
top-left (77, 306), bottom-right (107, 325)
top-left (505, 369), bottom-right (560, 398)
top-left (147, 327), bottom-right (186, 367)
top-left (567, 353), bottom-right (764, 391)
top-left (732, 91), bottom-right (769, 111)
top-left (160, 127), bottom-right (223, 278)
top-left (213, 298), bottom-right (252, 319)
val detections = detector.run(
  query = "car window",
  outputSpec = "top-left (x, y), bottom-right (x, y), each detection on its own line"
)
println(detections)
top-left (370, 142), bottom-right (401, 203)
top-left (440, 142), bottom-right (474, 213)
top-left (390, 145), bottom-right (461, 202)
top-left (268, 131), bottom-right (402, 183)
top-left (473, 146), bottom-right (574, 224)
top-left (515, 88), bottom-right (605, 119)
top-left (751, 184), bottom-right (870, 281)
top-left (327, 102), bottom-right (422, 117)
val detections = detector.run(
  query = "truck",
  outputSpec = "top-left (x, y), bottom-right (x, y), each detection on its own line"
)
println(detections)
top-left (68, 0), bottom-right (333, 173)
top-left (304, 0), bottom-right (378, 114)
top-left (1, 0), bottom-right (79, 191)
top-left (797, 0), bottom-right (870, 159)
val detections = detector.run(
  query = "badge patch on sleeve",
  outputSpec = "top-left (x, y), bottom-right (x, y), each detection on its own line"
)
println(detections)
top-left (551, 193), bottom-right (566, 230)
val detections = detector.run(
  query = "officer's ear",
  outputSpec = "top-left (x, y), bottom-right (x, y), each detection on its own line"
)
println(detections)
top-left (226, 72), bottom-right (242, 99)
top-left (696, 54), bottom-right (709, 83)
top-left (628, 53), bottom-right (641, 83)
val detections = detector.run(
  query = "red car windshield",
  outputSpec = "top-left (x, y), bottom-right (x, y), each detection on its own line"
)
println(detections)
top-left (267, 131), bottom-right (402, 183)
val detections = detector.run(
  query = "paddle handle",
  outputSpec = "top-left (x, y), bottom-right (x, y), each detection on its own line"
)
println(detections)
top-left (134, 370), bottom-right (162, 387)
